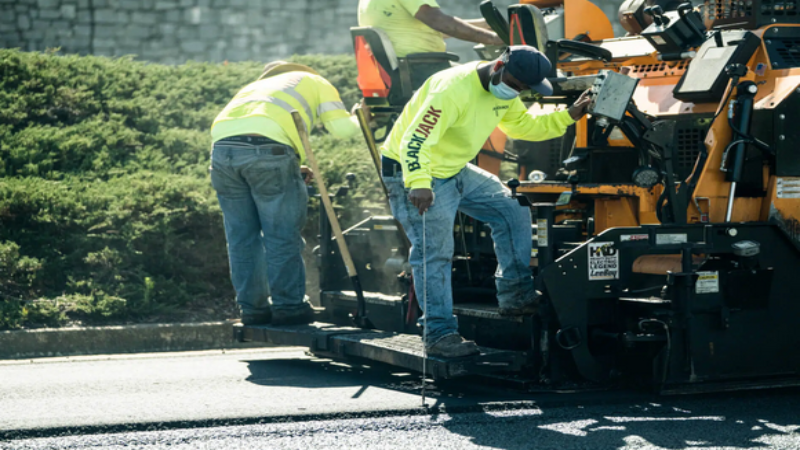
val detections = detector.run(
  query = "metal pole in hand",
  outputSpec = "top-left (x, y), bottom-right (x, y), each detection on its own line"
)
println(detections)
top-left (292, 111), bottom-right (373, 329)
top-left (421, 211), bottom-right (428, 407)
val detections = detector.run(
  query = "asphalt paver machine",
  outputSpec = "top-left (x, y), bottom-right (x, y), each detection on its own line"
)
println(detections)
top-left (236, 0), bottom-right (800, 394)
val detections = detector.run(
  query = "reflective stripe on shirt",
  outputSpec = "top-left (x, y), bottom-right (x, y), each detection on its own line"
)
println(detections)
top-left (281, 88), bottom-right (315, 125)
top-left (317, 101), bottom-right (346, 116)
top-left (226, 95), bottom-right (312, 128)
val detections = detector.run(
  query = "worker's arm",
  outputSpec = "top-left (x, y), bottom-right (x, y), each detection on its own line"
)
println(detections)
top-left (398, 95), bottom-right (458, 190)
top-left (323, 115), bottom-right (360, 139)
top-left (462, 18), bottom-right (491, 30)
top-left (440, 18), bottom-right (492, 39)
top-left (415, 5), bottom-right (505, 46)
top-left (323, 99), bottom-right (373, 139)
top-left (317, 79), bottom-right (362, 139)
top-left (498, 92), bottom-right (591, 141)
top-left (499, 101), bottom-right (575, 142)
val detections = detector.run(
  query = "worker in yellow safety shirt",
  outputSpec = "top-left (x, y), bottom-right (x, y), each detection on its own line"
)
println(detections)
top-left (380, 45), bottom-right (591, 358)
top-left (210, 61), bottom-right (364, 327)
top-left (358, 0), bottom-right (505, 86)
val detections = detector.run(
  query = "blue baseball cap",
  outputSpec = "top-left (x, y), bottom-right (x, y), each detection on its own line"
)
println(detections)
top-left (502, 45), bottom-right (553, 96)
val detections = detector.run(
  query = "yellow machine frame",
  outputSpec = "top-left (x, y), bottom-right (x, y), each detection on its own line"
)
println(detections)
top-left (515, 23), bottom-right (800, 238)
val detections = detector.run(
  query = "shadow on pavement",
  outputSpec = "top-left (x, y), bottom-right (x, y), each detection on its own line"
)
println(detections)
top-left (440, 388), bottom-right (800, 450)
top-left (244, 357), bottom-right (800, 449)
top-left (242, 356), bottom-right (529, 402)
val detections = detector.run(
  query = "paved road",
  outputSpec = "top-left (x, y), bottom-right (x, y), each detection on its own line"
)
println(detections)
top-left (0, 348), bottom-right (532, 433)
top-left (1, 348), bottom-right (799, 449)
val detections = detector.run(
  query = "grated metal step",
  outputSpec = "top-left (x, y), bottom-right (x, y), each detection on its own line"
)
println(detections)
top-left (453, 302), bottom-right (528, 323)
top-left (234, 322), bottom-right (529, 379)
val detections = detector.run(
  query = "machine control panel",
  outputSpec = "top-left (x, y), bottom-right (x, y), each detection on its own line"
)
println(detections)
top-left (640, 2), bottom-right (706, 57)
top-left (587, 70), bottom-right (639, 123)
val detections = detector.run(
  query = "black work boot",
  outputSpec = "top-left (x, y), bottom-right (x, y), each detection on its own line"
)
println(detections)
top-left (271, 302), bottom-right (315, 326)
top-left (498, 291), bottom-right (542, 316)
top-left (240, 310), bottom-right (272, 326)
top-left (425, 334), bottom-right (480, 358)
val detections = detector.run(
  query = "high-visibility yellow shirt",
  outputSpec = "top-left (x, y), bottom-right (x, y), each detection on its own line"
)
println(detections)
top-left (358, 0), bottom-right (446, 57)
top-left (211, 71), bottom-right (357, 163)
top-left (381, 62), bottom-right (575, 189)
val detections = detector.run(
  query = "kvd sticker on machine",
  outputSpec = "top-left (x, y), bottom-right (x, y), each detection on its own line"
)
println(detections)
top-left (588, 242), bottom-right (619, 280)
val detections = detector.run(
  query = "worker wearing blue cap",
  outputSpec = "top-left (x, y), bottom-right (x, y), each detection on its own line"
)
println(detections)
top-left (381, 45), bottom-right (591, 358)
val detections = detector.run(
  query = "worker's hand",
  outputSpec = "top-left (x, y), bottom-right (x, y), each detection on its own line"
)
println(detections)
top-left (360, 99), bottom-right (372, 120)
top-left (300, 166), bottom-right (314, 185)
top-left (351, 99), bottom-right (373, 126)
top-left (408, 188), bottom-right (435, 215)
top-left (568, 89), bottom-right (592, 121)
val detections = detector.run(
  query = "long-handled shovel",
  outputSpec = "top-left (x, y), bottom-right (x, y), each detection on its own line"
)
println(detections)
top-left (292, 111), bottom-right (374, 329)
top-left (353, 105), bottom-right (389, 199)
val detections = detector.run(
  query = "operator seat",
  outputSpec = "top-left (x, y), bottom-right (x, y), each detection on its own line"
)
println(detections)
top-left (519, 0), bottom-right (614, 42)
top-left (505, 4), bottom-right (612, 88)
top-left (350, 27), bottom-right (460, 108)
top-left (507, 4), bottom-right (550, 53)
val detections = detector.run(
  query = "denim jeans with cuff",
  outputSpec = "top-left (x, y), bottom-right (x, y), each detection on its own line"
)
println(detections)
top-left (383, 161), bottom-right (534, 345)
top-left (210, 140), bottom-right (308, 315)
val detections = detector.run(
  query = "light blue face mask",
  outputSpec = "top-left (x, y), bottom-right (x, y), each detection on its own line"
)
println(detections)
top-left (489, 67), bottom-right (520, 100)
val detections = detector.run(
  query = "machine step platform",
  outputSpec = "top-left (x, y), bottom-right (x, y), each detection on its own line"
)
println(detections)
top-left (234, 322), bottom-right (529, 379)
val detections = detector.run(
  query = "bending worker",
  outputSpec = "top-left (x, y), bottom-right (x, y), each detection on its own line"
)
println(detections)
top-left (210, 61), bottom-right (362, 327)
top-left (381, 46), bottom-right (591, 358)
top-left (358, 0), bottom-right (504, 86)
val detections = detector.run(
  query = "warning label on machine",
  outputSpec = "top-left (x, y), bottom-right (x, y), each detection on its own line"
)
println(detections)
top-left (621, 234), bottom-right (648, 242)
top-left (537, 219), bottom-right (548, 247)
top-left (588, 242), bottom-right (619, 280)
top-left (656, 233), bottom-right (688, 245)
top-left (777, 177), bottom-right (800, 199)
top-left (695, 271), bottom-right (720, 294)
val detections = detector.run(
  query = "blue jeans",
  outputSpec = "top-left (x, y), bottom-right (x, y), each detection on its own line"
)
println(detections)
top-left (383, 163), bottom-right (534, 344)
top-left (210, 142), bottom-right (308, 314)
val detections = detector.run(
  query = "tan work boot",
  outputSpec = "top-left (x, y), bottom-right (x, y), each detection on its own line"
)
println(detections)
top-left (425, 334), bottom-right (480, 358)
top-left (498, 290), bottom-right (542, 316)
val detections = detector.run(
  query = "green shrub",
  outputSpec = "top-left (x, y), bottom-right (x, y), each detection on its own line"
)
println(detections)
top-left (0, 49), bottom-right (385, 329)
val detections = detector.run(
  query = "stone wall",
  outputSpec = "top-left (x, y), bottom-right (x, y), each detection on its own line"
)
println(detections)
top-left (0, 0), bottom-right (624, 64)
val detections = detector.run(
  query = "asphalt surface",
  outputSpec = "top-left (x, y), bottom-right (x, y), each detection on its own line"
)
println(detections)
top-left (0, 348), bottom-right (532, 434)
top-left (1, 348), bottom-right (799, 449)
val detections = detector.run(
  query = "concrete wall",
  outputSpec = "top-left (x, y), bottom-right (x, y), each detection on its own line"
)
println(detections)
top-left (0, 0), bottom-right (624, 64)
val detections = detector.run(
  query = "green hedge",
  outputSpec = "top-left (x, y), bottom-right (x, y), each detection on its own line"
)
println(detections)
top-left (0, 49), bottom-right (383, 329)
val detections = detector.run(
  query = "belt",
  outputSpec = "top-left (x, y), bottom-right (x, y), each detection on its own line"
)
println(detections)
top-left (217, 135), bottom-right (280, 145)
top-left (215, 135), bottom-right (291, 156)
top-left (381, 155), bottom-right (403, 177)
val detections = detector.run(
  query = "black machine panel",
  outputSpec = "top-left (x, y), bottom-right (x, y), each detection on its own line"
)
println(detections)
top-left (566, 147), bottom-right (642, 183)
top-left (541, 223), bottom-right (800, 387)
top-left (513, 126), bottom-right (575, 179)
top-left (704, 0), bottom-right (800, 30)
top-left (640, 4), bottom-right (706, 55)
top-left (764, 27), bottom-right (800, 69)
top-left (775, 86), bottom-right (800, 176)
top-left (673, 30), bottom-right (761, 102)
top-left (518, 116), bottom-right (710, 184)
top-left (673, 116), bottom-right (712, 178)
